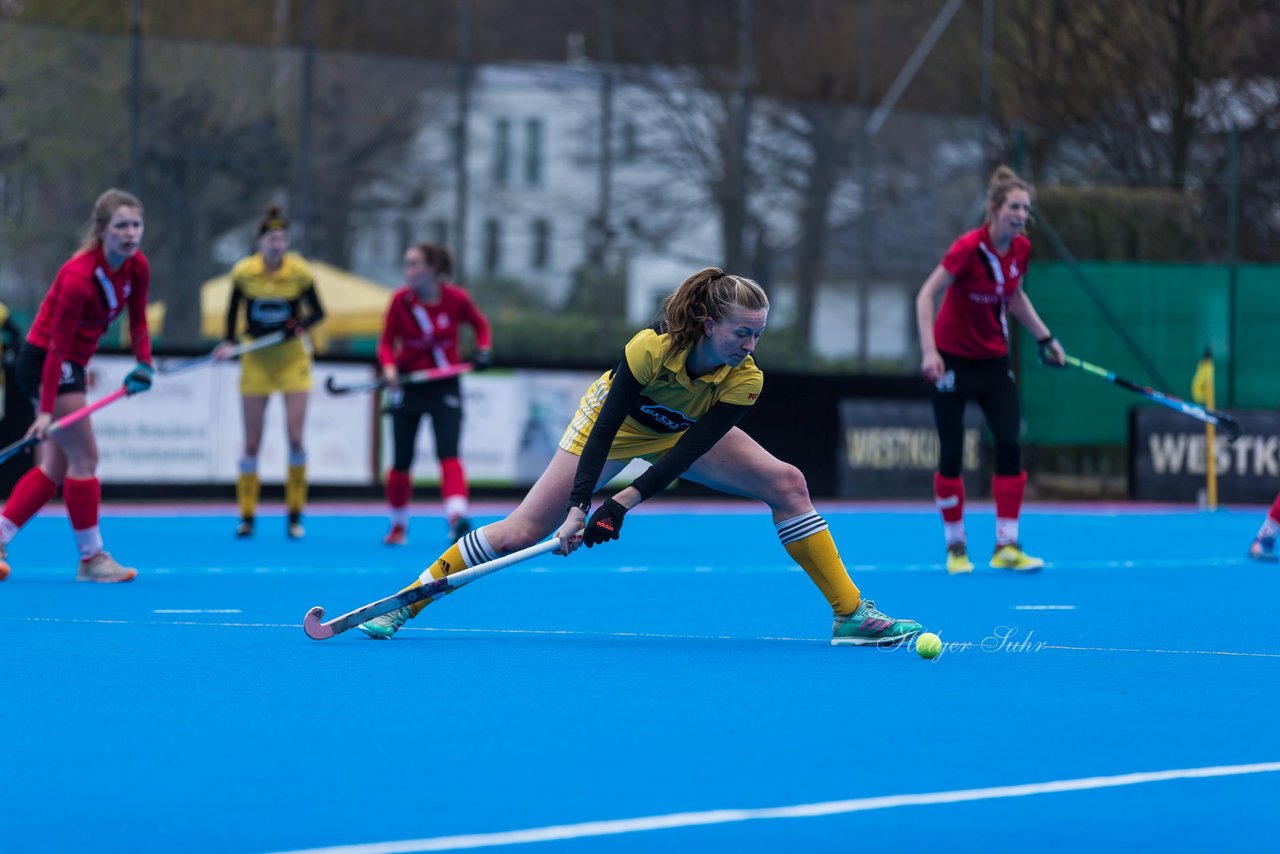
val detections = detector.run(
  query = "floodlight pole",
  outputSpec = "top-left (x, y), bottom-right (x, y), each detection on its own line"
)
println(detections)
top-left (865, 0), bottom-right (966, 139)
top-left (453, 0), bottom-right (474, 282)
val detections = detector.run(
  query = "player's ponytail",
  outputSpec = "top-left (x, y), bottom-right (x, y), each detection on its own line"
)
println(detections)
top-left (985, 165), bottom-right (1034, 224)
top-left (659, 267), bottom-right (768, 361)
top-left (258, 203), bottom-right (289, 236)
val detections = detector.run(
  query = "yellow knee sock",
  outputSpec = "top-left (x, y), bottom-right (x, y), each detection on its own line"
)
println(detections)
top-left (236, 472), bottom-right (260, 521)
top-left (285, 464), bottom-right (307, 517)
top-left (778, 512), bottom-right (861, 615)
top-left (403, 542), bottom-right (468, 618)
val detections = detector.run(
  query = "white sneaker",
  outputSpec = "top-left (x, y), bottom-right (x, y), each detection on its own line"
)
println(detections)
top-left (77, 551), bottom-right (138, 583)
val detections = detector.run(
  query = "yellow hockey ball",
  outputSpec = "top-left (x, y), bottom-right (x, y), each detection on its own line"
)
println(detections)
top-left (915, 632), bottom-right (943, 660)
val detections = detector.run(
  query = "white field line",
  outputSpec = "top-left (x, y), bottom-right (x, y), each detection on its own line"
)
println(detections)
top-left (7, 556), bottom-right (1255, 577)
top-left (265, 761), bottom-right (1280, 854)
top-left (6, 616), bottom-right (1280, 659)
top-left (153, 609), bottom-right (243, 614)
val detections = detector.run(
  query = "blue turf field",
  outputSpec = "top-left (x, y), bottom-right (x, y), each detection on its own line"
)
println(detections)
top-left (2, 501), bottom-right (1278, 852)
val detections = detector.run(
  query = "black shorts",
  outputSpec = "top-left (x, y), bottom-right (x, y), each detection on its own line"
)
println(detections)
top-left (16, 342), bottom-right (86, 402)
top-left (386, 376), bottom-right (464, 468)
top-left (930, 351), bottom-right (1022, 476)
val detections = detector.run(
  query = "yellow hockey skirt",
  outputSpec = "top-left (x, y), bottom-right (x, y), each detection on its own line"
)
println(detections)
top-left (239, 337), bottom-right (313, 395)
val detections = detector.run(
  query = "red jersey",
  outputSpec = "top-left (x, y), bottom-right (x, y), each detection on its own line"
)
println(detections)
top-left (27, 246), bottom-right (152, 412)
top-left (933, 226), bottom-right (1031, 359)
top-left (377, 283), bottom-right (492, 373)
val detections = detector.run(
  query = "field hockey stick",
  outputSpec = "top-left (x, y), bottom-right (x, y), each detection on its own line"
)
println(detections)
top-left (1062, 355), bottom-right (1243, 441)
top-left (156, 330), bottom-right (288, 376)
top-left (303, 537), bottom-right (564, 640)
top-left (323, 361), bottom-right (474, 396)
top-left (0, 386), bottom-right (130, 465)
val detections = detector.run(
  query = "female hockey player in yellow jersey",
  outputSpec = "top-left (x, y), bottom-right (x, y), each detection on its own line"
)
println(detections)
top-left (357, 267), bottom-right (921, 646)
top-left (214, 204), bottom-right (325, 540)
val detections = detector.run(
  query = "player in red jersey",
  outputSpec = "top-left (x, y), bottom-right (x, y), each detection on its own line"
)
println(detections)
top-left (378, 243), bottom-right (492, 546)
top-left (915, 166), bottom-right (1066, 575)
top-left (0, 189), bottom-right (155, 583)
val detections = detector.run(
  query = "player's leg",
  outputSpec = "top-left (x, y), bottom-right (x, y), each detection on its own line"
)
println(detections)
top-left (384, 404), bottom-right (421, 546)
top-left (0, 416), bottom-right (66, 581)
top-left (283, 389), bottom-right (309, 539)
top-left (237, 394), bottom-right (268, 537)
top-left (359, 449), bottom-right (627, 639)
top-left (46, 393), bottom-right (136, 583)
top-left (682, 427), bottom-right (922, 646)
top-left (930, 380), bottom-right (973, 574)
top-left (2, 349), bottom-right (70, 579)
top-left (976, 370), bottom-right (1043, 571)
top-left (0, 438), bottom-right (63, 580)
top-left (424, 383), bottom-right (469, 542)
top-left (1249, 491), bottom-right (1280, 562)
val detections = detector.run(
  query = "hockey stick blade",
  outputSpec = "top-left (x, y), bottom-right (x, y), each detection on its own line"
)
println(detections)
top-left (302, 537), bottom-right (564, 640)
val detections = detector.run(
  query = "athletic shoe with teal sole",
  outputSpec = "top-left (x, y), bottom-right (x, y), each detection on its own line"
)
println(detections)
top-left (831, 599), bottom-right (922, 647)
top-left (358, 606), bottom-right (412, 639)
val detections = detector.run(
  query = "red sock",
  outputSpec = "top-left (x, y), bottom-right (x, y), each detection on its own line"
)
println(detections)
top-left (1269, 492), bottom-right (1280, 525)
top-left (386, 469), bottom-right (412, 509)
top-left (440, 457), bottom-right (468, 502)
top-left (2, 468), bottom-right (59, 529)
top-left (992, 471), bottom-right (1027, 522)
top-left (63, 476), bottom-right (101, 531)
top-left (933, 473), bottom-right (965, 523)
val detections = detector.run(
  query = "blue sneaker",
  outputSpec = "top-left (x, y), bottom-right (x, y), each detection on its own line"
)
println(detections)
top-left (1249, 535), bottom-right (1277, 563)
top-left (358, 606), bottom-right (411, 639)
top-left (831, 599), bottom-right (922, 647)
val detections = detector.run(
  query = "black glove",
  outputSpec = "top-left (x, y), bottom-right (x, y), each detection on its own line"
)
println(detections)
top-left (122, 361), bottom-right (154, 395)
top-left (583, 498), bottom-right (628, 548)
top-left (473, 349), bottom-right (493, 372)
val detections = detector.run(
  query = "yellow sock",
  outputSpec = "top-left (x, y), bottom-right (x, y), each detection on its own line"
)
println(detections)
top-left (404, 542), bottom-right (467, 617)
top-left (236, 472), bottom-right (260, 521)
top-left (778, 513), bottom-right (861, 615)
top-left (285, 463), bottom-right (307, 516)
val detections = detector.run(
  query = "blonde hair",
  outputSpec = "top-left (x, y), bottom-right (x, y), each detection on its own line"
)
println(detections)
top-left (985, 165), bottom-right (1033, 225)
top-left (658, 267), bottom-right (769, 360)
top-left (77, 188), bottom-right (143, 254)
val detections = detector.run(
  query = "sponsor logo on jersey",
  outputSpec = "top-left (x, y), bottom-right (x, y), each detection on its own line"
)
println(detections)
top-left (634, 398), bottom-right (695, 433)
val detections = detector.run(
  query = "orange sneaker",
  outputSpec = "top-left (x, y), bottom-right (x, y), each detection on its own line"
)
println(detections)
top-left (77, 551), bottom-right (138, 583)
top-left (0, 541), bottom-right (9, 582)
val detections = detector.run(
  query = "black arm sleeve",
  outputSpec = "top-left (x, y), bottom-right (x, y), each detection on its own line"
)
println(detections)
top-left (628, 402), bottom-right (751, 500)
top-left (224, 286), bottom-right (243, 342)
top-left (568, 357), bottom-right (645, 509)
top-left (297, 285), bottom-right (325, 331)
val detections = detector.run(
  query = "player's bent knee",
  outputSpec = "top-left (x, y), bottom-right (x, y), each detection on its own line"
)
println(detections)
top-left (771, 463), bottom-right (811, 507)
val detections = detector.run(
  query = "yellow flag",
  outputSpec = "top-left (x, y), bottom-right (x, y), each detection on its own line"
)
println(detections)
top-left (1191, 355), bottom-right (1214, 405)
